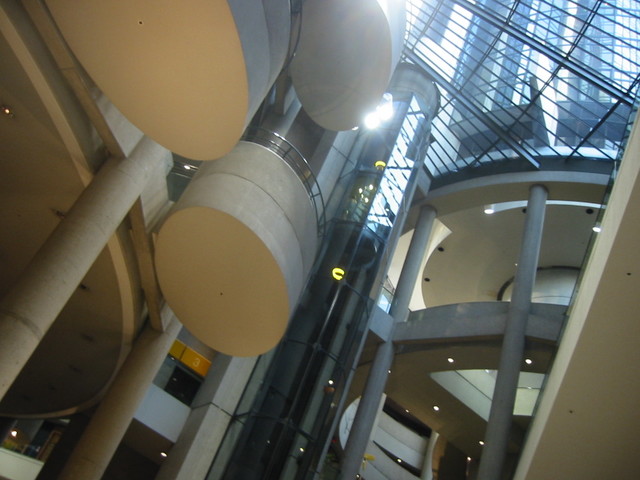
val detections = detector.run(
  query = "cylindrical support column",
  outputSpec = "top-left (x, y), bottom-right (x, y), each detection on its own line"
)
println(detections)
top-left (477, 184), bottom-right (547, 480)
top-left (58, 310), bottom-right (181, 480)
top-left (0, 137), bottom-right (169, 400)
top-left (340, 205), bottom-right (437, 479)
top-left (420, 431), bottom-right (439, 480)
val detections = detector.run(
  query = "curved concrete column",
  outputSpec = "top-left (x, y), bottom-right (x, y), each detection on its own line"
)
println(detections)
top-left (46, 0), bottom-right (290, 160)
top-left (58, 312), bottom-right (180, 480)
top-left (290, 0), bottom-right (405, 130)
top-left (0, 137), bottom-right (169, 401)
top-left (155, 142), bottom-right (318, 356)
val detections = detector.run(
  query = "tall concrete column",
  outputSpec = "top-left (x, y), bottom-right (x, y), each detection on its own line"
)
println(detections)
top-left (155, 354), bottom-right (258, 480)
top-left (0, 137), bottom-right (169, 400)
top-left (477, 184), bottom-right (547, 480)
top-left (340, 205), bottom-right (437, 479)
top-left (58, 309), bottom-right (181, 480)
top-left (420, 431), bottom-right (439, 480)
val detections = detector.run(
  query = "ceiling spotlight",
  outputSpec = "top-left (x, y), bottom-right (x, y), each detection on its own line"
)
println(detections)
top-left (433, 405), bottom-right (440, 411)
top-left (183, 164), bottom-right (192, 170)
top-left (447, 357), bottom-right (455, 364)
top-left (525, 358), bottom-right (533, 365)
top-left (479, 440), bottom-right (485, 446)
top-left (10, 430), bottom-right (17, 438)
top-left (484, 206), bottom-right (495, 214)
top-left (328, 379), bottom-right (334, 385)
top-left (405, 409), bottom-right (410, 413)
top-left (160, 452), bottom-right (168, 458)
top-left (1, 105), bottom-right (14, 118)
top-left (592, 225), bottom-right (602, 233)
top-left (388, 369), bottom-right (391, 374)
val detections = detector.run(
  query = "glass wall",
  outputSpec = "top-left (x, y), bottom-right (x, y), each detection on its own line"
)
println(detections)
top-left (405, 0), bottom-right (640, 181)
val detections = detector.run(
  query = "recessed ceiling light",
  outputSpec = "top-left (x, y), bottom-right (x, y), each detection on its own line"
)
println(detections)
top-left (447, 357), bottom-right (455, 364)
top-left (405, 409), bottom-right (410, 413)
top-left (592, 225), bottom-right (602, 233)
top-left (160, 452), bottom-right (168, 458)
top-left (10, 430), bottom-right (17, 437)
top-left (484, 207), bottom-right (495, 214)
top-left (299, 447), bottom-right (305, 453)
top-left (525, 358), bottom-right (533, 365)
top-left (397, 458), bottom-right (402, 463)
top-left (433, 405), bottom-right (440, 411)
top-left (1, 105), bottom-right (14, 117)
top-left (183, 164), bottom-right (192, 170)
top-left (479, 440), bottom-right (485, 446)
top-left (328, 379), bottom-right (334, 385)
top-left (388, 369), bottom-right (391, 374)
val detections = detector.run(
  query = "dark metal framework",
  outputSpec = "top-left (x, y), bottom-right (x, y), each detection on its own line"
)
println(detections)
top-left (404, 0), bottom-right (640, 182)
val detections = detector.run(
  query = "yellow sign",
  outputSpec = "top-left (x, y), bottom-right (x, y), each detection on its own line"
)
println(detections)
top-left (169, 340), bottom-right (186, 359)
top-left (332, 267), bottom-right (345, 280)
top-left (168, 340), bottom-right (211, 377)
top-left (374, 160), bottom-right (386, 170)
top-left (181, 348), bottom-right (212, 377)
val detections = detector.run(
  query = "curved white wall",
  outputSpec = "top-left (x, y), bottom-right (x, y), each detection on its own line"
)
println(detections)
top-left (503, 268), bottom-right (578, 306)
top-left (290, 0), bottom-right (405, 130)
top-left (155, 142), bottom-right (318, 356)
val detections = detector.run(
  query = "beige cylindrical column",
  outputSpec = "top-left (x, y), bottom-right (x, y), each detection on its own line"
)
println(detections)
top-left (0, 137), bottom-right (170, 400)
top-left (58, 311), bottom-right (181, 480)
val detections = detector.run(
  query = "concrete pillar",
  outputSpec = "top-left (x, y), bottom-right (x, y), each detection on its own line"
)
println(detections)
top-left (420, 431), bottom-right (439, 480)
top-left (155, 354), bottom-right (257, 480)
top-left (340, 205), bottom-right (437, 479)
top-left (58, 310), bottom-right (180, 480)
top-left (0, 137), bottom-right (169, 400)
top-left (477, 184), bottom-right (547, 480)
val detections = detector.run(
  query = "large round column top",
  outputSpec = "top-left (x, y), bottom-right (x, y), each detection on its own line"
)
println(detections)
top-left (290, 0), bottom-right (404, 130)
top-left (46, 0), bottom-right (249, 160)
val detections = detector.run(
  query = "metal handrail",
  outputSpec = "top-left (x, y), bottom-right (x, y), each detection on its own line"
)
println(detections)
top-left (242, 126), bottom-right (326, 239)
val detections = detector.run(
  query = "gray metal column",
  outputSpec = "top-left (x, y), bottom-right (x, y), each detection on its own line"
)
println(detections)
top-left (340, 205), bottom-right (437, 479)
top-left (477, 184), bottom-right (548, 480)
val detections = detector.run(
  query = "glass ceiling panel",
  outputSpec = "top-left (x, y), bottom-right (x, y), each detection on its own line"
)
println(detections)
top-left (405, 0), bottom-right (640, 182)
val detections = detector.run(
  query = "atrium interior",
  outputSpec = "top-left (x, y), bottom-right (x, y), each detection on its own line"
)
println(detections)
top-left (0, 0), bottom-right (639, 479)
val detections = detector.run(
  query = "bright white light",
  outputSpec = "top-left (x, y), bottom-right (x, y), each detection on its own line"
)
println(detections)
top-left (378, 93), bottom-right (394, 121)
top-left (328, 379), bottom-right (334, 385)
top-left (484, 207), bottom-right (495, 214)
top-left (183, 164), bottom-right (192, 170)
top-left (10, 430), bottom-right (17, 437)
top-left (479, 440), bottom-right (485, 446)
top-left (525, 358), bottom-right (533, 365)
top-left (447, 357), bottom-right (455, 364)
top-left (593, 225), bottom-right (602, 233)
top-left (364, 111), bottom-right (382, 129)
top-left (160, 452), bottom-right (168, 458)
top-left (433, 405), bottom-right (440, 411)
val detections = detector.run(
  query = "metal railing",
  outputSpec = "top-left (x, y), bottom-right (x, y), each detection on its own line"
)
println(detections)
top-left (242, 126), bottom-right (326, 239)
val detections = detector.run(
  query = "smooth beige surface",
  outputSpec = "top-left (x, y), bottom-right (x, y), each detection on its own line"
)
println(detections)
top-left (46, 0), bottom-right (249, 160)
top-left (290, 0), bottom-right (395, 130)
top-left (155, 208), bottom-right (290, 356)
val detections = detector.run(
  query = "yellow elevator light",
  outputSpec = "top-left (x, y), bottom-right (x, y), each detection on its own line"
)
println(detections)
top-left (374, 160), bottom-right (386, 170)
top-left (331, 267), bottom-right (345, 280)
